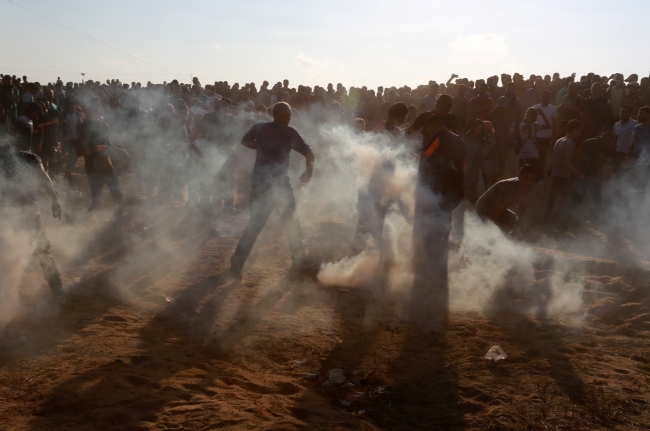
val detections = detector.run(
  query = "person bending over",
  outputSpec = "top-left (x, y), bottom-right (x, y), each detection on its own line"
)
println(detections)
top-left (0, 142), bottom-right (65, 303)
top-left (475, 164), bottom-right (536, 237)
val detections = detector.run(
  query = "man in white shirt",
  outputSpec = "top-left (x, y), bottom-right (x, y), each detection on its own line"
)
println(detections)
top-left (543, 119), bottom-right (584, 230)
top-left (612, 105), bottom-right (638, 172)
top-left (533, 90), bottom-right (557, 181)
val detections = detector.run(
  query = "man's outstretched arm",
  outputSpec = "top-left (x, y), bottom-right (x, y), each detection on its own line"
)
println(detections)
top-left (36, 162), bottom-right (61, 219)
top-left (299, 151), bottom-right (315, 183)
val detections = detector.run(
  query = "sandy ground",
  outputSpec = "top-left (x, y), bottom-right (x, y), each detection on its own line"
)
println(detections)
top-left (1, 172), bottom-right (650, 431)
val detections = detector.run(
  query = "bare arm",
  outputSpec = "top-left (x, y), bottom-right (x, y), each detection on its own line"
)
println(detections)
top-left (36, 163), bottom-right (61, 219)
top-left (299, 150), bottom-right (315, 183)
top-left (563, 151), bottom-right (583, 178)
top-left (515, 196), bottom-right (529, 238)
top-left (491, 203), bottom-right (506, 223)
top-left (241, 138), bottom-right (257, 149)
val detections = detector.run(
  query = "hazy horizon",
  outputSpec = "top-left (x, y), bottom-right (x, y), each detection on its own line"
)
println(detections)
top-left (2, 0), bottom-right (649, 88)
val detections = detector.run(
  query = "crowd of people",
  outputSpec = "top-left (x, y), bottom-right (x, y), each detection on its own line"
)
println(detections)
top-left (1, 70), bottom-right (649, 324)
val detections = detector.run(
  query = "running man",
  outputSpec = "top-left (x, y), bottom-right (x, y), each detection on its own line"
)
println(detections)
top-left (230, 102), bottom-right (315, 279)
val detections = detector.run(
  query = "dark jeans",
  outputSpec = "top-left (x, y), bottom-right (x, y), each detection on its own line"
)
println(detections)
top-left (233, 182), bottom-right (305, 266)
top-left (410, 185), bottom-right (451, 326)
top-left (612, 152), bottom-right (627, 173)
top-left (352, 190), bottom-right (389, 254)
top-left (544, 176), bottom-right (571, 228)
top-left (568, 175), bottom-right (602, 222)
top-left (63, 139), bottom-right (78, 174)
top-left (87, 172), bottom-right (125, 225)
top-left (536, 138), bottom-right (551, 181)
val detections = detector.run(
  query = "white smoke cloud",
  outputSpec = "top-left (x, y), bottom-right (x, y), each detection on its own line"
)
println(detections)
top-left (296, 53), bottom-right (320, 69)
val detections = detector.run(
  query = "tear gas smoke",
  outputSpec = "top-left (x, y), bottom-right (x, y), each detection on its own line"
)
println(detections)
top-left (1, 93), bottom-right (647, 334)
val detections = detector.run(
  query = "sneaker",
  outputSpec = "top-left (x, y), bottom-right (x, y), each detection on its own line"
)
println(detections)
top-left (230, 255), bottom-right (242, 280)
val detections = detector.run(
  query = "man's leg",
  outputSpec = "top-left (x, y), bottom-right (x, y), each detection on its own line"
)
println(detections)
top-left (555, 177), bottom-right (572, 229)
top-left (588, 176), bottom-right (602, 222)
top-left (543, 176), bottom-right (561, 221)
top-left (214, 157), bottom-right (234, 209)
top-left (104, 172), bottom-right (125, 226)
top-left (537, 138), bottom-right (550, 182)
top-left (64, 139), bottom-right (77, 177)
top-left (28, 208), bottom-right (65, 301)
top-left (274, 184), bottom-right (306, 267)
top-left (87, 173), bottom-right (104, 212)
top-left (612, 152), bottom-right (625, 173)
top-left (567, 177), bottom-right (588, 222)
top-left (231, 186), bottom-right (274, 277)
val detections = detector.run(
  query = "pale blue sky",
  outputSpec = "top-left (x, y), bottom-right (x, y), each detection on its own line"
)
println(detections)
top-left (1, 0), bottom-right (648, 88)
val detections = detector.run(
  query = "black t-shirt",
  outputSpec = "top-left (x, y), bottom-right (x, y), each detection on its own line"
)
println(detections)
top-left (13, 116), bottom-right (33, 151)
top-left (578, 137), bottom-right (606, 176)
top-left (0, 146), bottom-right (41, 206)
top-left (241, 122), bottom-right (311, 185)
top-left (417, 129), bottom-right (466, 212)
top-left (413, 112), bottom-right (459, 134)
top-left (81, 119), bottom-right (114, 175)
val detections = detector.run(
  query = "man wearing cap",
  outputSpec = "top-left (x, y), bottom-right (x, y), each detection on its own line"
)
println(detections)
top-left (410, 113), bottom-right (465, 329)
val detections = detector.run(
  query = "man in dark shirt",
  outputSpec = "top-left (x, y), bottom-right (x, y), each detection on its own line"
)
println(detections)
top-left (407, 95), bottom-right (458, 136)
top-left (36, 89), bottom-right (63, 173)
top-left (558, 82), bottom-right (583, 122)
top-left (80, 102), bottom-right (126, 228)
top-left (467, 83), bottom-right (494, 121)
top-left (14, 102), bottom-right (43, 151)
top-left (567, 132), bottom-right (614, 223)
top-left (230, 102), bottom-right (315, 279)
top-left (0, 143), bottom-right (65, 303)
top-left (375, 102), bottom-right (408, 135)
top-left (580, 83), bottom-right (608, 139)
top-left (410, 114), bottom-right (465, 329)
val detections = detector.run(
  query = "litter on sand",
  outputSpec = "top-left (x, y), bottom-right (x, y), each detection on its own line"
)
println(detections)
top-left (484, 345), bottom-right (507, 362)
